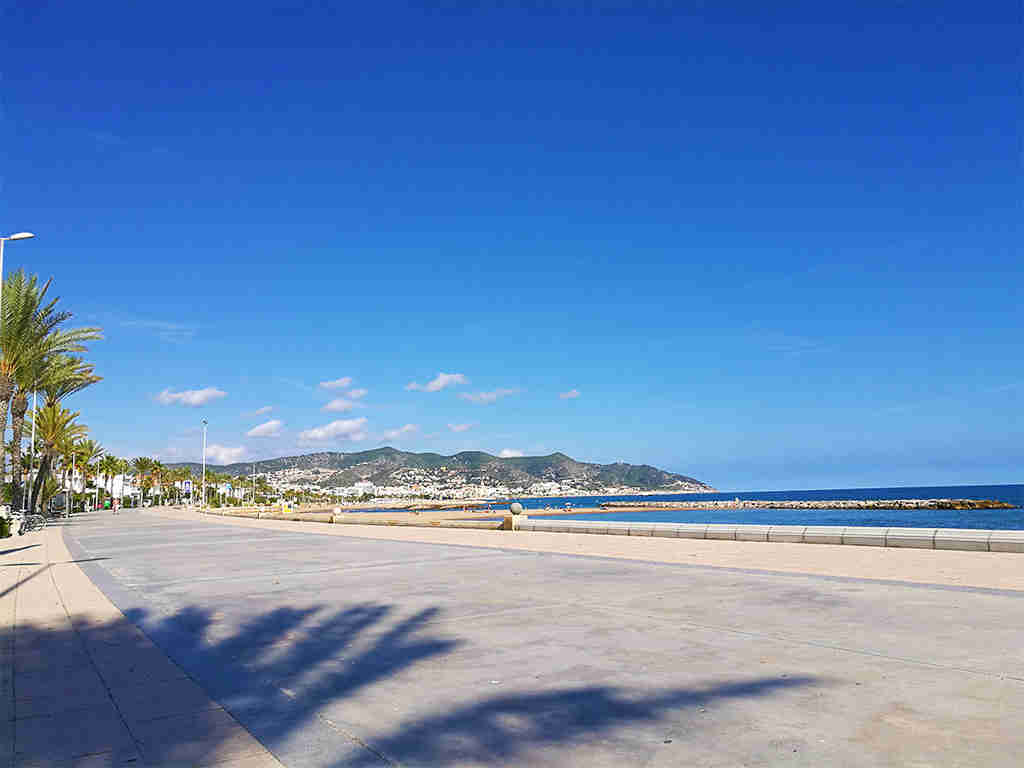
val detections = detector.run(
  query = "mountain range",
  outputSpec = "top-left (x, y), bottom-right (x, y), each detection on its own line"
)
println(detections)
top-left (167, 447), bottom-right (715, 493)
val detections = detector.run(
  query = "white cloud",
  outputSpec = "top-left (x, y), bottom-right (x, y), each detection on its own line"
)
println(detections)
top-left (448, 422), bottom-right (476, 433)
top-left (459, 388), bottom-right (519, 405)
top-left (347, 388), bottom-right (368, 399)
top-left (298, 417), bottom-right (368, 442)
top-left (123, 319), bottom-right (197, 343)
top-left (323, 398), bottom-right (364, 413)
top-left (559, 389), bottom-right (581, 400)
top-left (251, 405), bottom-right (273, 416)
top-left (246, 419), bottom-right (283, 438)
top-left (406, 372), bottom-right (467, 392)
top-left (382, 423), bottom-right (418, 440)
top-left (499, 449), bottom-right (524, 458)
top-left (156, 387), bottom-right (227, 407)
top-left (319, 377), bottom-right (353, 390)
top-left (205, 443), bottom-right (246, 463)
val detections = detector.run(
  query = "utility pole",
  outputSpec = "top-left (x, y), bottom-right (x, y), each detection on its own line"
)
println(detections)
top-left (67, 451), bottom-right (75, 518)
top-left (201, 419), bottom-right (208, 509)
top-left (26, 390), bottom-right (36, 513)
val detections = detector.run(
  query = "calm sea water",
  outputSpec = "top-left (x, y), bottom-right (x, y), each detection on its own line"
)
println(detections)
top-left (511, 483), bottom-right (1024, 530)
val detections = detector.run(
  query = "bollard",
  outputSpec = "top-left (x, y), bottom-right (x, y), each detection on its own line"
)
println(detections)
top-left (502, 514), bottom-right (528, 531)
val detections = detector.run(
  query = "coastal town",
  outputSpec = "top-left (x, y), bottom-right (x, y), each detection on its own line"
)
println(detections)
top-left (257, 462), bottom-right (714, 502)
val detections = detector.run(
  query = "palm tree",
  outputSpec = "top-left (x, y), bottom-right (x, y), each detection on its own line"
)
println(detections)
top-left (131, 457), bottom-right (156, 505)
top-left (105, 454), bottom-right (117, 492)
top-left (121, 458), bottom-right (132, 504)
top-left (27, 404), bottom-right (87, 514)
top-left (37, 355), bottom-right (101, 409)
top-left (1, 270), bottom-right (101, 477)
top-left (17, 356), bottom-right (102, 509)
top-left (149, 460), bottom-right (166, 504)
top-left (76, 439), bottom-right (103, 509)
top-left (37, 476), bottom-right (61, 513)
top-left (97, 454), bottom-right (119, 504)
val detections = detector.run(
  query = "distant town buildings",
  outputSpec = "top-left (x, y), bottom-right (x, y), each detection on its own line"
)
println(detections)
top-left (253, 464), bottom-right (681, 500)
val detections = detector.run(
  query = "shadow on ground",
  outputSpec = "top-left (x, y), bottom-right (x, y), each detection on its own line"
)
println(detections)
top-left (12, 602), bottom-right (820, 766)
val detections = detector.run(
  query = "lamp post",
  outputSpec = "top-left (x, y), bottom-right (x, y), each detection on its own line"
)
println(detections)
top-left (26, 390), bottom-right (36, 513)
top-left (201, 419), bottom-right (208, 509)
top-left (67, 451), bottom-right (75, 518)
top-left (0, 232), bottom-right (36, 324)
top-left (0, 232), bottom-right (35, 483)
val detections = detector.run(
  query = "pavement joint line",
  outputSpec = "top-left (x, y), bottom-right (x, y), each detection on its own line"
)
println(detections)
top-left (273, 685), bottom-right (397, 767)
top-left (312, 710), bottom-right (396, 768)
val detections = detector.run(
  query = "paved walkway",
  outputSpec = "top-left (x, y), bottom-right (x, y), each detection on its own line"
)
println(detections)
top-left (1, 520), bottom-right (284, 767)
top-left (4, 509), bottom-right (1024, 766)
top-left (53, 508), bottom-right (1024, 766)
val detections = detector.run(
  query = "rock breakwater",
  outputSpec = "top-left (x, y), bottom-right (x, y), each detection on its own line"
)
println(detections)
top-left (598, 499), bottom-right (1014, 511)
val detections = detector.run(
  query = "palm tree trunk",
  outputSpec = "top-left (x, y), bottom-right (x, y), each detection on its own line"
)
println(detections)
top-left (9, 388), bottom-right (28, 511)
top-left (30, 454), bottom-right (52, 513)
top-left (0, 373), bottom-right (13, 481)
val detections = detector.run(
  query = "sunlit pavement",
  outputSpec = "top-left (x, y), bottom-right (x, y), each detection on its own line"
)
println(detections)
top-left (26, 509), bottom-right (1024, 766)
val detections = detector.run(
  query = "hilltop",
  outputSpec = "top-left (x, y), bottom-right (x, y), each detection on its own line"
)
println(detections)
top-left (166, 447), bottom-right (715, 496)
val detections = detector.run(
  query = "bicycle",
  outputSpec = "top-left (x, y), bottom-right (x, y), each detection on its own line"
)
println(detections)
top-left (23, 515), bottom-right (47, 533)
top-left (8, 512), bottom-right (47, 534)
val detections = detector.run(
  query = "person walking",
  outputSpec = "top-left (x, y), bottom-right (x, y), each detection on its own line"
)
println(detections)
top-left (113, 497), bottom-right (120, 515)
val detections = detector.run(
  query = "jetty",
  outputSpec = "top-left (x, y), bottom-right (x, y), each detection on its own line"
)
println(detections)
top-left (594, 498), bottom-right (1013, 512)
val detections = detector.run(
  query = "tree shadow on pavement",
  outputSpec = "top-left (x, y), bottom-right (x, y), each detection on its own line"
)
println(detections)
top-left (127, 602), bottom-right (821, 766)
top-left (11, 604), bottom-right (821, 767)
top-left (338, 676), bottom-right (818, 767)
top-left (124, 601), bottom-right (459, 764)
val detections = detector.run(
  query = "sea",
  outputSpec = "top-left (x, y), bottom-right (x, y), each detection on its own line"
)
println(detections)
top-left (505, 483), bottom-right (1024, 530)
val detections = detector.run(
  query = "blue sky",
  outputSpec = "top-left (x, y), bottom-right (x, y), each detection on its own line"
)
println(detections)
top-left (3, 1), bottom-right (1020, 490)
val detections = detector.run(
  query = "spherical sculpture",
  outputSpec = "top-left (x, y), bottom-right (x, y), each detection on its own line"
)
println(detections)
top-left (509, 502), bottom-right (524, 515)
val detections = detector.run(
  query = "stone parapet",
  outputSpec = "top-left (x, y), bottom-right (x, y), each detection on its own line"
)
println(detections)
top-left (517, 519), bottom-right (1023, 553)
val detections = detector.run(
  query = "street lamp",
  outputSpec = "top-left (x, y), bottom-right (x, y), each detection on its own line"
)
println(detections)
top-left (0, 232), bottom-right (36, 317)
top-left (201, 419), bottom-right (208, 509)
top-left (0, 233), bottom-right (34, 484)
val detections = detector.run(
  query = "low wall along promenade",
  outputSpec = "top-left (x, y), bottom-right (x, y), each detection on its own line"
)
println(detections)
top-left (200, 503), bottom-right (1024, 554)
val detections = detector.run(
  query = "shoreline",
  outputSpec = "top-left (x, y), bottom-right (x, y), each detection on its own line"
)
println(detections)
top-left (328, 488), bottom-right (719, 511)
top-left (317, 497), bottom-right (1014, 522)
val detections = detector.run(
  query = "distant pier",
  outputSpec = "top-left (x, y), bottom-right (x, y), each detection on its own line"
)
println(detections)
top-left (591, 498), bottom-right (1014, 513)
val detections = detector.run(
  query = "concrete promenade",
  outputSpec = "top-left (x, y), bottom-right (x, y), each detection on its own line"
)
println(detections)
top-left (7, 507), bottom-right (1024, 766)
